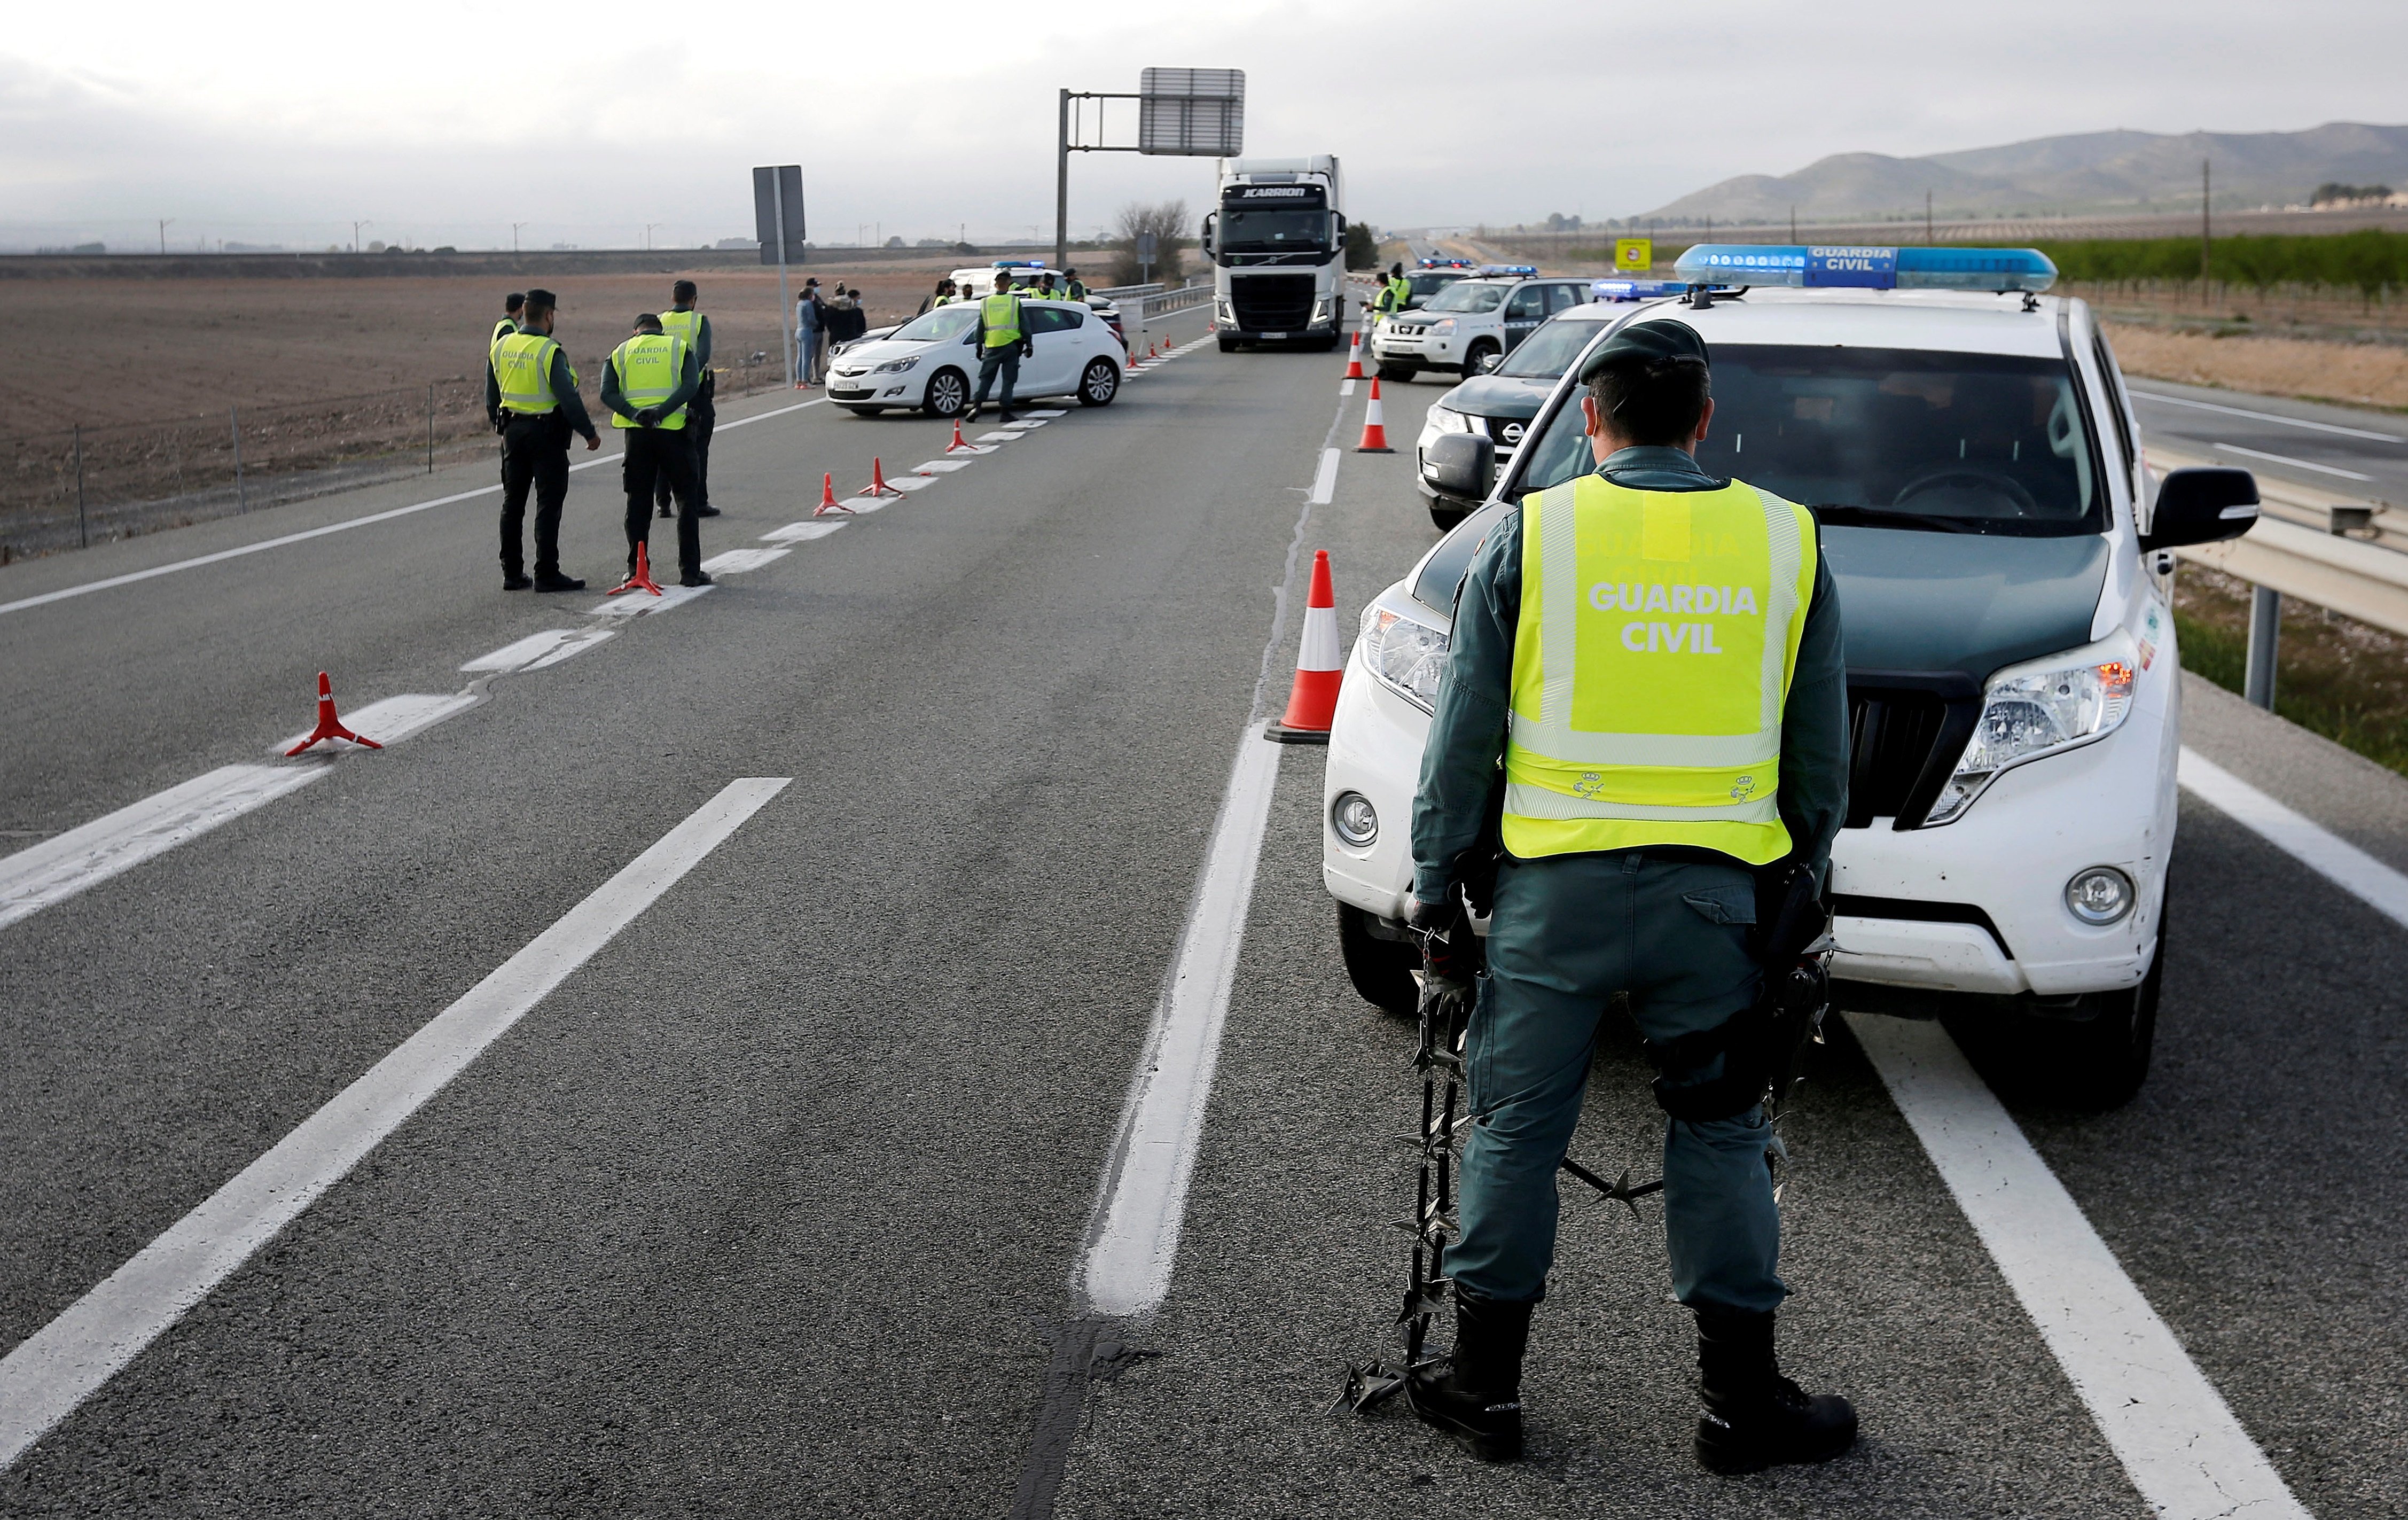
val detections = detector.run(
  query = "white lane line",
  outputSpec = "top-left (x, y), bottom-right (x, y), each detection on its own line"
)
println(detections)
top-left (699, 547), bottom-right (791, 575)
top-left (0, 766), bottom-right (324, 933)
top-left (0, 399), bottom-right (826, 619)
top-left (270, 691), bottom-right (480, 755)
top-left (1340, 378), bottom-right (1356, 397)
top-left (460, 627), bottom-right (615, 673)
top-left (761, 521), bottom-right (848, 542)
top-left (1080, 732), bottom-right (1283, 1317)
top-left (1022, 409), bottom-right (1068, 419)
top-left (0, 777), bottom-right (790, 1471)
top-left (913, 459), bottom-right (975, 474)
top-left (2211, 441), bottom-right (2374, 481)
top-left (1851, 1015), bottom-right (2310, 1520)
top-left (872, 475), bottom-right (935, 493)
top-left (2132, 388), bottom-right (2403, 442)
top-left (587, 584), bottom-right (713, 618)
top-left (1001, 419), bottom-right (1051, 431)
top-left (974, 432), bottom-right (1023, 445)
top-left (2179, 747), bottom-right (2408, 929)
top-left (1309, 448), bottom-right (1341, 505)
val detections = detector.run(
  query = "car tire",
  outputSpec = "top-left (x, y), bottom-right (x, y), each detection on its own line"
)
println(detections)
top-left (1463, 341), bottom-right (1500, 376)
top-left (1077, 357), bottom-right (1120, 407)
top-left (1376, 362), bottom-right (1416, 383)
top-left (922, 368), bottom-right (969, 418)
top-left (1430, 503), bottom-right (1467, 532)
top-left (1218, 336), bottom-right (1238, 353)
top-left (842, 406), bottom-right (884, 417)
top-left (1948, 897), bottom-right (2165, 1112)
top-left (1338, 902), bottom-right (1420, 1019)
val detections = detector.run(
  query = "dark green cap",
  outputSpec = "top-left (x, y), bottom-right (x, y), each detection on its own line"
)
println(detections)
top-left (1577, 318), bottom-right (1709, 385)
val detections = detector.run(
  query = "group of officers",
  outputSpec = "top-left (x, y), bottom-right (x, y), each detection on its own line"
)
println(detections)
top-left (484, 282), bottom-right (721, 593)
top-left (920, 266), bottom-right (1089, 423)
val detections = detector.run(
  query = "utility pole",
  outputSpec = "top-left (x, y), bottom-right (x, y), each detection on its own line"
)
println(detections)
top-left (2201, 158), bottom-right (2212, 288)
top-left (1925, 189), bottom-right (1934, 244)
top-left (645, 222), bottom-right (663, 251)
top-left (1789, 205), bottom-right (1796, 242)
top-left (1056, 87), bottom-right (1072, 272)
top-left (512, 222), bottom-right (528, 253)
top-left (352, 220), bottom-right (371, 253)
top-left (158, 218), bottom-right (173, 255)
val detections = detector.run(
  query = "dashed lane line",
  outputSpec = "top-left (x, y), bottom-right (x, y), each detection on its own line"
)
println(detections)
top-left (0, 398), bottom-right (827, 619)
top-left (460, 628), bottom-right (616, 674)
top-left (1309, 448), bottom-right (1340, 506)
top-left (699, 547), bottom-right (791, 575)
top-left (587, 583), bottom-right (714, 618)
top-left (761, 521), bottom-right (848, 543)
top-left (2211, 441), bottom-right (2374, 482)
top-left (1853, 1016), bottom-right (2310, 1520)
top-left (2131, 387), bottom-right (2404, 443)
top-left (0, 777), bottom-right (792, 1472)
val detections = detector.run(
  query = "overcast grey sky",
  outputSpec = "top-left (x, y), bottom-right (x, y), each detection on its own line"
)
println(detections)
top-left (4, 0), bottom-right (2403, 250)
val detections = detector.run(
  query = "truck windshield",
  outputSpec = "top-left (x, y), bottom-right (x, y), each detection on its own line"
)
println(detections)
top-left (1512, 344), bottom-right (2104, 536)
top-left (1496, 316), bottom-right (1608, 378)
top-left (1422, 283), bottom-right (1508, 314)
top-left (1219, 207), bottom-right (1328, 251)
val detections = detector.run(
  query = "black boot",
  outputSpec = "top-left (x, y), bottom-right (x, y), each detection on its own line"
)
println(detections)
top-left (1406, 1287), bottom-right (1530, 1462)
top-left (1693, 1308), bottom-right (1856, 1474)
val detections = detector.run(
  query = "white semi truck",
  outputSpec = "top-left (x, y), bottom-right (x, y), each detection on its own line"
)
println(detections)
top-left (1203, 156), bottom-right (1347, 352)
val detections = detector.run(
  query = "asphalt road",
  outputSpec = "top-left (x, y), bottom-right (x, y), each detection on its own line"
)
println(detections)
top-left (2, 342), bottom-right (2402, 1518)
top-left (2125, 376), bottom-right (2408, 506)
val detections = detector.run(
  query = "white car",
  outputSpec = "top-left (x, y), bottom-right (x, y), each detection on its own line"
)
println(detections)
top-left (1324, 245), bottom-right (2261, 1107)
top-left (1372, 271), bottom-right (1596, 381)
top-left (825, 299), bottom-right (1125, 418)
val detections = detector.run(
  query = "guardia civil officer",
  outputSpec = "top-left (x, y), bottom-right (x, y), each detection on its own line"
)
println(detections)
top-left (485, 289), bottom-right (599, 591)
top-left (654, 280), bottom-right (721, 520)
top-left (1062, 267), bottom-right (1087, 301)
top-left (1374, 262), bottom-right (1410, 320)
top-left (600, 313), bottom-right (709, 587)
top-left (491, 291), bottom-right (525, 347)
top-left (965, 270), bottom-right (1034, 424)
top-left (1405, 318), bottom-right (1854, 1472)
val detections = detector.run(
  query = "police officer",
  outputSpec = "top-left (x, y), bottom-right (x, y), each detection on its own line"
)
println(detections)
top-left (1029, 271), bottom-right (1061, 302)
top-left (601, 313), bottom-right (709, 588)
top-left (654, 280), bottom-right (721, 521)
top-left (1063, 267), bottom-right (1087, 302)
top-left (966, 270), bottom-right (1033, 424)
top-left (491, 292), bottom-right (525, 347)
top-left (1375, 262), bottom-right (1411, 321)
top-left (485, 289), bottom-right (599, 590)
top-left (1405, 318), bottom-right (1852, 1472)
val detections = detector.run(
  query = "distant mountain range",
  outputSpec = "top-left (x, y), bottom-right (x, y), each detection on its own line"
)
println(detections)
top-left (1635, 122), bottom-right (2408, 225)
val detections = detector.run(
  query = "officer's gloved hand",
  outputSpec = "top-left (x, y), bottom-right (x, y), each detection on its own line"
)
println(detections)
top-left (1409, 892), bottom-right (1481, 1024)
top-left (491, 417), bottom-right (507, 435)
top-left (634, 406), bottom-right (664, 428)
top-left (1021, 340), bottom-right (1035, 360)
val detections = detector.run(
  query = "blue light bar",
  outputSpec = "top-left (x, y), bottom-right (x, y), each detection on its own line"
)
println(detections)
top-left (992, 259), bottom-right (1049, 269)
top-left (1590, 279), bottom-right (1691, 302)
top-left (1480, 263), bottom-right (1538, 276)
top-left (1670, 244), bottom-right (2057, 292)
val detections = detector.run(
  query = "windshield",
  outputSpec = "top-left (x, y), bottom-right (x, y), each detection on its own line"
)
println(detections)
top-left (1497, 315), bottom-right (1606, 378)
top-left (1407, 271), bottom-right (1467, 299)
top-left (1219, 207), bottom-right (1328, 252)
top-left (1514, 342), bottom-right (2103, 536)
top-left (1423, 282), bottom-right (1508, 314)
top-left (886, 306), bottom-right (982, 344)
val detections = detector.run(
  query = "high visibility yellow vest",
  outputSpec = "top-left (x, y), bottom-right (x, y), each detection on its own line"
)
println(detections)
top-left (933, 293), bottom-right (955, 306)
top-left (492, 331), bottom-right (564, 414)
top-left (658, 307), bottom-right (703, 352)
top-left (490, 316), bottom-right (518, 347)
top-left (1503, 474), bottom-right (1816, 865)
top-left (606, 333), bottom-right (689, 430)
top-left (1387, 276), bottom-right (1411, 310)
top-left (981, 291), bottom-right (1024, 348)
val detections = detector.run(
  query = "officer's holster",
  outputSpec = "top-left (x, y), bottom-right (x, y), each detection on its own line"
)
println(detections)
top-left (1643, 860), bottom-right (1832, 1123)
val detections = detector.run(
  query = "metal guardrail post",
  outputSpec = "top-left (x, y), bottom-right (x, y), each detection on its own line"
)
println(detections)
top-left (74, 424), bottom-right (87, 549)
top-left (230, 406), bottom-right (246, 513)
top-left (2245, 585), bottom-right (2280, 710)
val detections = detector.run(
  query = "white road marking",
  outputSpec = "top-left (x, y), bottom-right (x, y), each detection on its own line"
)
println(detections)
top-left (2211, 441), bottom-right (2373, 481)
top-left (871, 475), bottom-right (935, 493)
top-left (0, 778), bottom-right (791, 1471)
top-left (1340, 378), bottom-right (1356, 397)
top-left (2132, 388), bottom-right (2403, 442)
top-left (699, 547), bottom-right (791, 575)
top-left (272, 691), bottom-right (480, 755)
top-left (913, 459), bottom-right (975, 474)
top-left (459, 628), bottom-right (613, 674)
top-left (1309, 448), bottom-right (1341, 505)
top-left (974, 432), bottom-right (1023, 444)
top-left (587, 584), bottom-right (713, 618)
top-left (1851, 1015), bottom-right (2310, 1520)
top-left (2179, 747), bottom-right (2408, 929)
top-left (0, 766), bottom-right (324, 933)
top-left (0, 398), bottom-right (825, 619)
top-left (1022, 409), bottom-right (1068, 418)
top-left (1080, 732), bottom-right (1283, 1317)
top-left (761, 521), bottom-right (848, 542)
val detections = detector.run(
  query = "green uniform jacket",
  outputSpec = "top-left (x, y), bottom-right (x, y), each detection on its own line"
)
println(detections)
top-left (1411, 445), bottom-right (1849, 903)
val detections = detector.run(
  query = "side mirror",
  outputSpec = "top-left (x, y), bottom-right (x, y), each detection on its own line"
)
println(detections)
top-left (2141, 466), bottom-right (2259, 551)
top-left (1425, 432), bottom-right (1496, 502)
top-left (1200, 213), bottom-right (1216, 258)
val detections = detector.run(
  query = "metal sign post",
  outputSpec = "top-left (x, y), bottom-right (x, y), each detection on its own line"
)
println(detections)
top-left (753, 166), bottom-right (807, 387)
top-left (1054, 69), bottom-right (1244, 274)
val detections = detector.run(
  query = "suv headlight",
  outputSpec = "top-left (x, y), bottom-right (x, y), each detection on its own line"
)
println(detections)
top-left (1926, 631), bottom-right (2139, 826)
top-left (1424, 318), bottom-right (1457, 336)
top-left (1425, 406), bottom-right (1473, 435)
top-left (872, 356), bottom-right (919, 374)
top-left (1360, 604), bottom-right (1450, 713)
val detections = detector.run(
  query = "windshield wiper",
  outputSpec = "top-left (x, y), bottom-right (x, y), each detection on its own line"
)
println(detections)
top-left (1810, 504), bottom-right (1983, 534)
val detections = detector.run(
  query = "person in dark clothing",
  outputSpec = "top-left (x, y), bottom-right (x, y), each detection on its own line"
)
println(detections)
top-left (600, 313), bottom-right (709, 587)
top-left (490, 292), bottom-right (525, 347)
top-left (484, 287), bottom-right (599, 590)
top-left (654, 279), bottom-right (721, 520)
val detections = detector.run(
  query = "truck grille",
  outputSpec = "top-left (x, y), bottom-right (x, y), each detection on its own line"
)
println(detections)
top-left (1230, 274), bottom-right (1317, 331)
top-left (1844, 674), bottom-right (1981, 830)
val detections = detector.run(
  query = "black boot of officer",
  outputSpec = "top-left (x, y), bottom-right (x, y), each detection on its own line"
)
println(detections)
top-left (1693, 1307), bottom-right (1857, 1474)
top-left (1406, 1286), bottom-right (1531, 1462)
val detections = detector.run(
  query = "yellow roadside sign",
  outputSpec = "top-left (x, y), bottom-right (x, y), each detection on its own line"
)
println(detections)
top-left (1614, 238), bottom-right (1652, 272)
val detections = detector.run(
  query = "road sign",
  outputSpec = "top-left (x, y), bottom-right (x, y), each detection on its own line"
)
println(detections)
top-left (1614, 237), bottom-right (1652, 272)
top-left (752, 166), bottom-right (806, 266)
top-left (1138, 68), bottom-right (1244, 157)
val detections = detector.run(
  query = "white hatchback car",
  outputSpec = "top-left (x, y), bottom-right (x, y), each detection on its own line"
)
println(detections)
top-left (1324, 245), bottom-right (2261, 1107)
top-left (825, 299), bottom-right (1125, 418)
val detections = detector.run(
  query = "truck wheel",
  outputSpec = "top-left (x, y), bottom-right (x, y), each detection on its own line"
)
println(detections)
top-left (1957, 899), bottom-right (2165, 1111)
top-left (1375, 362), bottom-right (1415, 383)
top-left (922, 369), bottom-right (969, 417)
top-left (1338, 903), bottom-right (1420, 1019)
top-left (1077, 357), bottom-right (1120, 406)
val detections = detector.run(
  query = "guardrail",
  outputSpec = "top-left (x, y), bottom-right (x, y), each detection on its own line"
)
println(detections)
top-left (1128, 281), bottom-right (1213, 318)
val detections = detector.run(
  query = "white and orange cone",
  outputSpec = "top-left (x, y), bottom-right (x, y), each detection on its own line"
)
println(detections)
top-left (1343, 326), bottom-right (1364, 380)
top-left (284, 672), bottom-right (382, 756)
top-left (1265, 550), bottom-right (1343, 745)
top-left (1354, 378), bottom-right (1394, 453)
top-left (812, 471), bottom-right (854, 518)
top-left (857, 457), bottom-right (904, 498)
top-left (944, 417), bottom-right (978, 454)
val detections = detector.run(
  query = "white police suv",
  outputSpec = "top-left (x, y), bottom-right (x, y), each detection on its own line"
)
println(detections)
top-left (1372, 268), bottom-right (1596, 382)
top-left (1325, 245), bottom-right (2262, 1106)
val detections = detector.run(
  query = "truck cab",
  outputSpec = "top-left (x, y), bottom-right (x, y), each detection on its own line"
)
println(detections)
top-left (1205, 156), bottom-right (1348, 352)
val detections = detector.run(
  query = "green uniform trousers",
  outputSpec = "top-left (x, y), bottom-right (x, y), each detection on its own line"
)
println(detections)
top-left (1450, 849), bottom-right (1788, 1313)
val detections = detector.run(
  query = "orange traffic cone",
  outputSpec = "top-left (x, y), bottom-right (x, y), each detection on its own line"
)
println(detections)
top-left (813, 471), bottom-right (855, 518)
top-left (1265, 551), bottom-right (1343, 745)
top-left (1355, 378), bottom-right (1394, 454)
top-left (944, 417), bottom-right (978, 454)
top-left (284, 672), bottom-right (382, 756)
top-left (609, 540), bottom-right (664, 597)
top-left (1343, 326), bottom-right (1364, 380)
top-left (857, 457), bottom-right (904, 498)
top-left (1148, 339), bottom-right (1160, 358)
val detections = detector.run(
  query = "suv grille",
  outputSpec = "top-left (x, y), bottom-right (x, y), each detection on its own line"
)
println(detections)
top-left (1844, 674), bottom-right (1981, 829)
top-left (1230, 274), bottom-right (1317, 331)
